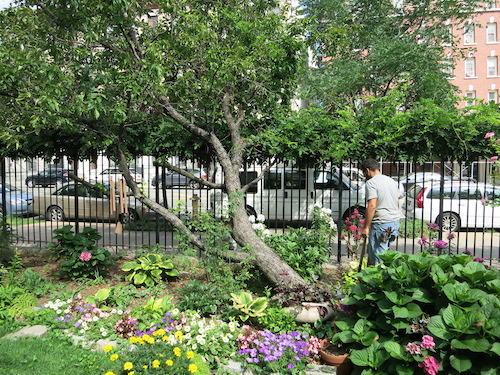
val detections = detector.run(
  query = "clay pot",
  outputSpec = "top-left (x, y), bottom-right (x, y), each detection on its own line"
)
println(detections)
top-left (285, 302), bottom-right (335, 323)
top-left (319, 339), bottom-right (353, 375)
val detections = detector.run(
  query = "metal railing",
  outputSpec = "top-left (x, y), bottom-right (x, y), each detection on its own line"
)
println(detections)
top-left (1, 156), bottom-right (498, 264)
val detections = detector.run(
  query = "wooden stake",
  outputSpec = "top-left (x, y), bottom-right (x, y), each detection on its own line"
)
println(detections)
top-left (358, 237), bottom-right (367, 272)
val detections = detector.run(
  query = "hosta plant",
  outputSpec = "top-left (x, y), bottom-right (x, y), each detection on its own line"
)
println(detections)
top-left (122, 253), bottom-right (179, 287)
top-left (332, 251), bottom-right (500, 375)
top-left (230, 291), bottom-right (268, 322)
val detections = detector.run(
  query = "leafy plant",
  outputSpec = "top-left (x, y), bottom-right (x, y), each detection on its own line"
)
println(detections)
top-left (122, 253), bottom-right (179, 287)
top-left (47, 225), bottom-right (114, 280)
top-left (332, 251), bottom-right (500, 374)
top-left (0, 219), bottom-right (16, 267)
top-left (0, 284), bottom-right (37, 322)
top-left (176, 280), bottom-right (230, 317)
top-left (230, 291), bottom-right (268, 322)
top-left (257, 306), bottom-right (298, 334)
top-left (134, 295), bottom-right (175, 332)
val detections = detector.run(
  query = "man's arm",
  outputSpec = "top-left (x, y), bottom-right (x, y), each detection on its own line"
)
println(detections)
top-left (361, 198), bottom-right (377, 237)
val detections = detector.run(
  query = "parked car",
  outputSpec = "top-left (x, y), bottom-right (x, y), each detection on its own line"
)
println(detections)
top-left (31, 183), bottom-right (156, 223)
top-left (151, 168), bottom-right (207, 189)
top-left (0, 183), bottom-right (33, 216)
top-left (25, 168), bottom-right (73, 188)
top-left (406, 181), bottom-right (500, 232)
top-left (399, 172), bottom-right (451, 190)
top-left (88, 168), bottom-right (143, 185)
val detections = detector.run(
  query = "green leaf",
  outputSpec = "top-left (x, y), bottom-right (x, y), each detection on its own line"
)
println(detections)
top-left (121, 261), bottom-right (139, 272)
top-left (490, 342), bottom-right (500, 356)
top-left (451, 338), bottom-right (491, 352)
top-left (428, 315), bottom-right (453, 340)
top-left (133, 272), bottom-right (147, 285)
top-left (449, 354), bottom-right (472, 373)
top-left (383, 341), bottom-right (407, 360)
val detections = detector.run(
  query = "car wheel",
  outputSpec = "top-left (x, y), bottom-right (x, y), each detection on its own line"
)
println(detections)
top-left (55, 179), bottom-right (63, 188)
top-left (120, 209), bottom-right (139, 224)
top-left (47, 206), bottom-right (65, 221)
top-left (26, 180), bottom-right (35, 188)
top-left (438, 212), bottom-right (460, 232)
top-left (189, 180), bottom-right (201, 189)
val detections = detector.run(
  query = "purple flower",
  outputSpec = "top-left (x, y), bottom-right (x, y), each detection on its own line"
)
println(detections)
top-left (463, 249), bottom-right (472, 255)
top-left (418, 237), bottom-right (429, 246)
top-left (287, 363), bottom-right (294, 369)
top-left (473, 257), bottom-right (484, 263)
top-left (433, 240), bottom-right (448, 249)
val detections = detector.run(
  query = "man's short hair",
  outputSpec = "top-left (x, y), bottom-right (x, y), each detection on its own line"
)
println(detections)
top-left (360, 159), bottom-right (380, 171)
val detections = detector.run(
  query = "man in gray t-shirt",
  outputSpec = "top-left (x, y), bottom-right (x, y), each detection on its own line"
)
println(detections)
top-left (360, 159), bottom-right (403, 264)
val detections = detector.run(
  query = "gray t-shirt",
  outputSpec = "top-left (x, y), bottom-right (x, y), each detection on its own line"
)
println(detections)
top-left (365, 174), bottom-right (403, 224)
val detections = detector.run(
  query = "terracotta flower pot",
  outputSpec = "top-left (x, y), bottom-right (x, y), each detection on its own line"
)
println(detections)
top-left (319, 339), bottom-right (353, 375)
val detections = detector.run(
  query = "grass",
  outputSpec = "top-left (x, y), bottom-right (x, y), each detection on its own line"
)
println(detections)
top-left (0, 329), bottom-right (110, 375)
top-left (5, 216), bottom-right (45, 227)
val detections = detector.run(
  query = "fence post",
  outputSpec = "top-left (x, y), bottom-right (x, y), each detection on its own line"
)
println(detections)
top-left (191, 194), bottom-right (200, 219)
top-left (1, 158), bottom-right (6, 221)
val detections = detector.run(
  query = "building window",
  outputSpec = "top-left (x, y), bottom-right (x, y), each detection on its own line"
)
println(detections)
top-left (486, 0), bottom-right (497, 9)
top-left (487, 23), bottom-right (498, 43)
top-left (442, 60), bottom-right (454, 78)
top-left (464, 24), bottom-right (475, 44)
top-left (488, 90), bottom-right (498, 103)
top-left (487, 56), bottom-right (498, 76)
top-left (465, 91), bottom-right (476, 107)
top-left (465, 58), bottom-right (476, 77)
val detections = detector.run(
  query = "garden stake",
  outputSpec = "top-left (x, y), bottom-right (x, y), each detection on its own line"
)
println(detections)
top-left (358, 236), bottom-right (367, 272)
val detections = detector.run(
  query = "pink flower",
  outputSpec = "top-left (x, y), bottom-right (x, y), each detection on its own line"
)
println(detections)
top-left (418, 356), bottom-right (440, 375)
top-left (447, 232), bottom-right (456, 240)
top-left (485, 132), bottom-right (495, 139)
top-left (490, 156), bottom-right (499, 162)
top-left (420, 335), bottom-right (435, 350)
top-left (79, 251), bottom-right (92, 262)
top-left (406, 342), bottom-right (421, 354)
top-left (348, 224), bottom-right (357, 233)
top-left (418, 237), bottom-right (429, 246)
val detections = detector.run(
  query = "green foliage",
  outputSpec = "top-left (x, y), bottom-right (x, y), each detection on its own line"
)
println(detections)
top-left (332, 251), bottom-right (500, 374)
top-left (122, 253), bottom-right (179, 287)
top-left (47, 225), bottom-right (113, 280)
top-left (11, 268), bottom-right (56, 297)
top-left (176, 280), bottom-right (230, 317)
top-left (264, 227), bottom-right (331, 282)
top-left (0, 284), bottom-right (37, 323)
top-left (257, 307), bottom-right (298, 334)
top-left (229, 291), bottom-right (268, 322)
top-left (134, 295), bottom-right (176, 332)
top-left (0, 219), bottom-right (16, 267)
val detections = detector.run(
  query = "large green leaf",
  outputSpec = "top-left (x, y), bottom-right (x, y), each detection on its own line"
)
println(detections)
top-left (490, 342), bottom-right (500, 356)
top-left (383, 341), bottom-right (407, 360)
top-left (121, 261), bottom-right (139, 272)
top-left (451, 338), bottom-right (491, 352)
top-left (428, 315), bottom-right (453, 340)
top-left (449, 354), bottom-right (472, 373)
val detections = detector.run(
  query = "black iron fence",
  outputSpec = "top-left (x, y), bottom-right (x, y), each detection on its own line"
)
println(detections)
top-left (1, 156), bottom-right (498, 264)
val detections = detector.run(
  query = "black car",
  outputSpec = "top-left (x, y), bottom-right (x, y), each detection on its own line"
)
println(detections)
top-left (25, 168), bottom-right (73, 188)
top-left (151, 169), bottom-right (207, 189)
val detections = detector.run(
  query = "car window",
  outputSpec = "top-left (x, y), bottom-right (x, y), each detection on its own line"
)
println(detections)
top-left (458, 188), bottom-right (482, 200)
top-left (427, 186), bottom-right (455, 199)
top-left (485, 188), bottom-right (500, 200)
top-left (407, 185), bottom-right (423, 199)
top-left (88, 187), bottom-right (106, 198)
top-left (314, 171), bottom-right (341, 189)
top-left (264, 172), bottom-right (281, 189)
top-left (240, 171), bottom-right (258, 194)
top-left (55, 185), bottom-right (88, 197)
top-left (284, 170), bottom-right (306, 189)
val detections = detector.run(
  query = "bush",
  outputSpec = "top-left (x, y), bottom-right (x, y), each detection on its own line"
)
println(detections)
top-left (48, 225), bottom-right (113, 280)
top-left (332, 251), bottom-right (500, 375)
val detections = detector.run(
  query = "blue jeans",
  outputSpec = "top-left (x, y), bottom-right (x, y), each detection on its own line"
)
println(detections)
top-left (367, 221), bottom-right (400, 265)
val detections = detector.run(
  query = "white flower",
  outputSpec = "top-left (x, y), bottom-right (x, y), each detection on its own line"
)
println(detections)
top-left (252, 223), bottom-right (265, 231)
top-left (100, 327), bottom-right (106, 332)
top-left (184, 325), bottom-right (191, 332)
top-left (248, 215), bottom-right (256, 223)
top-left (222, 336), bottom-right (229, 343)
top-left (56, 310), bottom-right (62, 314)
top-left (92, 316), bottom-right (99, 322)
top-left (262, 229), bottom-right (271, 237)
top-left (172, 308), bottom-right (180, 316)
top-left (256, 214), bottom-right (266, 223)
top-left (191, 344), bottom-right (198, 350)
top-left (322, 207), bottom-right (332, 215)
top-left (117, 310), bottom-right (123, 315)
top-left (314, 203), bottom-right (322, 208)
top-left (101, 332), bottom-right (107, 337)
top-left (111, 309), bottom-right (117, 314)
top-left (228, 322), bottom-right (238, 332)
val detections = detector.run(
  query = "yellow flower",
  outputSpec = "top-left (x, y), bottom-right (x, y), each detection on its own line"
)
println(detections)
top-left (110, 354), bottom-right (119, 362)
top-left (158, 354), bottom-right (164, 357)
top-left (175, 330), bottom-right (183, 341)
top-left (188, 364), bottom-right (198, 373)
top-left (128, 372), bottom-right (134, 375)
top-left (104, 372), bottom-right (115, 375)
top-left (153, 329), bottom-right (165, 336)
top-left (162, 336), bottom-right (169, 342)
top-left (103, 345), bottom-right (113, 352)
top-left (166, 360), bottom-right (174, 366)
top-left (152, 360), bottom-right (160, 368)
top-left (173, 347), bottom-right (182, 357)
top-left (129, 337), bottom-right (138, 344)
top-left (186, 351), bottom-right (195, 359)
top-left (123, 362), bottom-right (133, 371)
top-left (143, 365), bottom-right (148, 370)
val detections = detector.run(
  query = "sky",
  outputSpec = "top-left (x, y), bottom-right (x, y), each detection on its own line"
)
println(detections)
top-left (0, 0), bottom-right (12, 10)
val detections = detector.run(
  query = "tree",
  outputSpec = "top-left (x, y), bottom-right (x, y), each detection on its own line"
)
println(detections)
top-left (0, 0), bottom-right (311, 287)
top-left (300, 0), bottom-right (483, 112)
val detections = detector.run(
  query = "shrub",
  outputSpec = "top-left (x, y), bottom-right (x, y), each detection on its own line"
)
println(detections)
top-left (176, 280), bottom-right (230, 317)
top-left (122, 253), bottom-right (179, 287)
top-left (48, 225), bottom-right (113, 280)
top-left (0, 219), bottom-right (16, 266)
top-left (332, 251), bottom-right (500, 375)
top-left (257, 307), bottom-right (298, 334)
